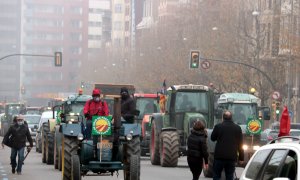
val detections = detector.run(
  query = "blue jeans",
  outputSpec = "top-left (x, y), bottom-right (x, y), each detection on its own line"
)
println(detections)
top-left (213, 159), bottom-right (235, 180)
top-left (10, 147), bottom-right (25, 173)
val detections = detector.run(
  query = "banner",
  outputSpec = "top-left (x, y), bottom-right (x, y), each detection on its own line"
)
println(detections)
top-left (246, 118), bottom-right (262, 135)
top-left (92, 116), bottom-right (112, 136)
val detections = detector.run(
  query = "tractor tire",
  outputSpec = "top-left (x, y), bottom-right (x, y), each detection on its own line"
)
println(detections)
top-left (38, 139), bottom-right (42, 153)
top-left (63, 136), bottom-right (78, 180)
top-left (150, 121), bottom-right (160, 165)
top-left (42, 123), bottom-right (49, 163)
top-left (54, 133), bottom-right (58, 169)
top-left (203, 152), bottom-right (214, 177)
top-left (124, 155), bottom-right (140, 180)
top-left (71, 155), bottom-right (81, 180)
top-left (46, 133), bottom-right (54, 165)
top-left (58, 146), bottom-right (62, 171)
top-left (126, 136), bottom-right (141, 157)
top-left (159, 131), bottom-right (179, 167)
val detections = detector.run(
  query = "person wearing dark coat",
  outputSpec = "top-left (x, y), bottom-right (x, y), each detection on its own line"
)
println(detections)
top-left (187, 120), bottom-right (209, 180)
top-left (1, 115), bottom-right (33, 175)
top-left (120, 87), bottom-right (136, 123)
top-left (211, 111), bottom-right (244, 180)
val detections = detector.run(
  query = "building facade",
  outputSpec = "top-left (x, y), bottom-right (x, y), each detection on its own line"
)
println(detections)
top-left (21, 0), bottom-right (88, 106)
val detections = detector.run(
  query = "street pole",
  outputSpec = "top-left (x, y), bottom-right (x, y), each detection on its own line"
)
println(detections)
top-left (287, 0), bottom-right (294, 110)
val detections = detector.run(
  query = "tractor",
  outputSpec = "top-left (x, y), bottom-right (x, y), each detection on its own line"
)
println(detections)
top-left (60, 92), bottom-right (141, 179)
top-left (134, 93), bottom-right (159, 156)
top-left (150, 84), bottom-right (215, 167)
top-left (203, 92), bottom-right (271, 177)
top-left (1, 103), bottom-right (26, 136)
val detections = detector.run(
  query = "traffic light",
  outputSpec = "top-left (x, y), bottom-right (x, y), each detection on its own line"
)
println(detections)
top-left (81, 82), bottom-right (85, 89)
top-left (190, 51), bottom-right (200, 68)
top-left (54, 52), bottom-right (62, 67)
top-left (275, 102), bottom-right (280, 115)
top-left (21, 86), bottom-right (25, 94)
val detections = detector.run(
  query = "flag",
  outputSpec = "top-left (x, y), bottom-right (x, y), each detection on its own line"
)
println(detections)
top-left (278, 106), bottom-right (290, 137)
top-left (161, 79), bottom-right (167, 94)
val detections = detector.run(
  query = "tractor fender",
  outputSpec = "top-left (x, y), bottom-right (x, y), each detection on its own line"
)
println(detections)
top-left (206, 128), bottom-right (216, 153)
top-left (48, 119), bottom-right (56, 133)
top-left (161, 127), bottom-right (177, 132)
top-left (150, 113), bottom-right (164, 134)
top-left (61, 123), bottom-right (81, 137)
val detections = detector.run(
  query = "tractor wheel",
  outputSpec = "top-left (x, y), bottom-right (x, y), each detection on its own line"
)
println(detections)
top-left (46, 133), bottom-right (54, 164)
top-left (150, 121), bottom-right (160, 165)
top-left (63, 136), bottom-right (78, 180)
top-left (203, 152), bottom-right (214, 178)
top-left (126, 136), bottom-right (141, 157)
top-left (42, 123), bottom-right (49, 163)
top-left (124, 155), bottom-right (140, 180)
top-left (54, 133), bottom-right (58, 169)
top-left (58, 146), bottom-right (62, 171)
top-left (38, 138), bottom-right (42, 153)
top-left (71, 155), bottom-right (81, 180)
top-left (159, 131), bottom-right (179, 167)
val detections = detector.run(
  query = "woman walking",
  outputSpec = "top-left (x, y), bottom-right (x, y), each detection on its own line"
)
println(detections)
top-left (187, 120), bottom-right (209, 180)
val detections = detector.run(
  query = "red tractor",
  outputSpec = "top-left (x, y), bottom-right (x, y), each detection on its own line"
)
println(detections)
top-left (134, 93), bottom-right (159, 156)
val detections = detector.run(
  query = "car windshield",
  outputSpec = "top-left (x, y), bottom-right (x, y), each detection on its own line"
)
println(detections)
top-left (290, 130), bottom-right (300, 137)
top-left (136, 97), bottom-right (159, 119)
top-left (26, 110), bottom-right (40, 115)
top-left (24, 116), bottom-right (41, 124)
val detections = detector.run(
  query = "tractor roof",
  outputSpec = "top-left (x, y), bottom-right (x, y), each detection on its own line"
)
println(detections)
top-left (134, 93), bottom-right (158, 98)
top-left (167, 84), bottom-right (210, 91)
top-left (218, 93), bottom-right (259, 104)
top-left (67, 94), bottom-right (92, 102)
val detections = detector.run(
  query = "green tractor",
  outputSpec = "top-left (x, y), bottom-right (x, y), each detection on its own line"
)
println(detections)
top-left (1, 103), bottom-right (26, 136)
top-left (60, 96), bottom-right (141, 180)
top-left (203, 92), bottom-right (271, 177)
top-left (150, 84), bottom-right (215, 167)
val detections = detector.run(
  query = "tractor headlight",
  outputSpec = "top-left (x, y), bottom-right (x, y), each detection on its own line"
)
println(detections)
top-left (126, 131), bottom-right (134, 141)
top-left (77, 133), bottom-right (84, 141)
top-left (242, 145), bottom-right (248, 150)
top-left (253, 145), bottom-right (260, 151)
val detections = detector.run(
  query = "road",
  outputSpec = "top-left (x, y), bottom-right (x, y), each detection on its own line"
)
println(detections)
top-left (0, 138), bottom-right (244, 180)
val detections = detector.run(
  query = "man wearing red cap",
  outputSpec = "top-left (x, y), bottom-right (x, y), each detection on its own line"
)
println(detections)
top-left (83, 88), bottom-right (109, 138)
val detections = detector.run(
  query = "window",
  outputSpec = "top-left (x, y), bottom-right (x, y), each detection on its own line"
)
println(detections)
top-left (70, 20), bottom-right (82, 28)
top-left (88, 21), bottom-right (102, 27)
top-left (279, 150), bottom-right (297, 180)
top-left (246, 149), bottom-right (272, 179)
top-left (268, 0), bottom-right (272, 9)
top-left (71, 7), bottom-right (82, 14)
top-left (114, 21), bottom-right (122, 30)
top-left (175, 92), bottom-right (208, 112)
top-left (115, 4), bottom-right (122, 13)
top-left (263, 150), bottom-right (288, 180)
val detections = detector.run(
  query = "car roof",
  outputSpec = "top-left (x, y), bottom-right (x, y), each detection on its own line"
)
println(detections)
top-left (24, 114), bottom-right (41, 117)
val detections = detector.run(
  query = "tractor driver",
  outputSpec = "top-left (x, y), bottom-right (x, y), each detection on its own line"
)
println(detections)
top-left (83, 88), bottom-right (109, 139)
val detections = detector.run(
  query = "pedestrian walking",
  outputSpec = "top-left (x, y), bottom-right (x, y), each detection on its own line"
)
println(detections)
top-left (211, 111), bottom-right (244, 180)
top-left (1, 115), bottom-right (33, 175)
top-left (187, 120), bottom-right (209, 180)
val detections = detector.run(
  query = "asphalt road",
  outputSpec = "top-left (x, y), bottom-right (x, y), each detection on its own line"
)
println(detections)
top-left (0, 137), bottom-right (244, 180)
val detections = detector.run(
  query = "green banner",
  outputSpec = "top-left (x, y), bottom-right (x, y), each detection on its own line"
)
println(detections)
top-left (92, 116), bottom-right (112, 136)
top-left (246, 118), bottom-right (262, 135)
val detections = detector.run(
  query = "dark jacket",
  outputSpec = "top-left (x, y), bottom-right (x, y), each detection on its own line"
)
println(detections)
top-left (2, 123), bottom-right (33, 149)
top-left (211, 120), bottom-right (244, 161)
top-left (121, 96), bottom-right (136, 122)
top-left (187, 130), bottom-right (209, 164)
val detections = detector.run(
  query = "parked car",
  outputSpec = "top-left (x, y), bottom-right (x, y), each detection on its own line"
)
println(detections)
top-left (35, 111), bottom-right (56, 153)
top-left (240, 136), bottom-right (299, 180)
top-left (23, 114), bottom-right (41, 142)
top-left (290, 129), bottom-right (300, 137)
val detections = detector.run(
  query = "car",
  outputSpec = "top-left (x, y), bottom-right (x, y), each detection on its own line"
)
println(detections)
top-left (23, 114), bottom-right (41, 142)
top-left (260, 129), bottom-right (279, 144)
top-left (35, 111), bottom-right (56, 153)
top-left (240, 136), bottom-right (299, 180)
top-left (25, 106), bottom-right (42, 115)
